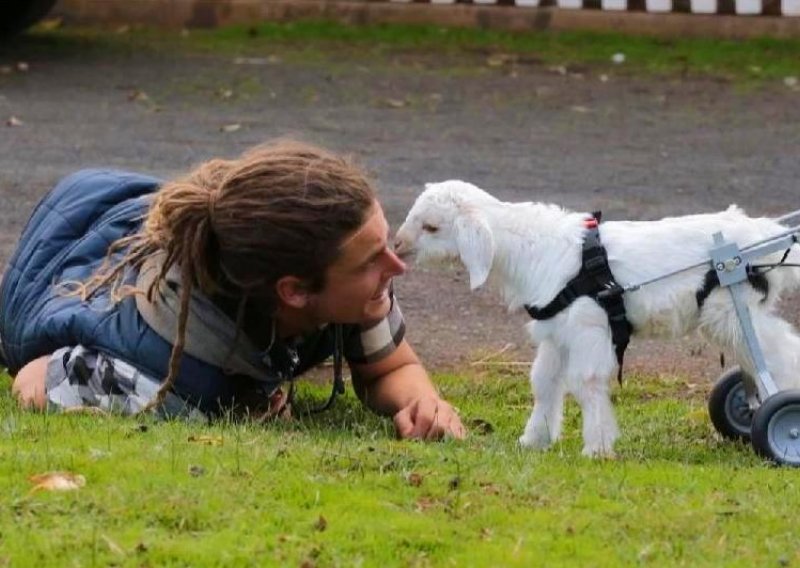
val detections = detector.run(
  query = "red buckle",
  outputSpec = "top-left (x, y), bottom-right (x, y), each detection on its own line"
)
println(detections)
top-left (584, 218), bottom-right (598, 229)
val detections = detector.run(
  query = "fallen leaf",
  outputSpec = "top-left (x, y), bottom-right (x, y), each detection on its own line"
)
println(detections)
top-left (7, 116), bottom-right (23, 127)
top-left (384, 98), bottom-right (406, 109)
top-left (468, 418), bottom-right (495, 435)
top-left (407, 472), bottom-right (424, 487)
top-left (486, 53), bottom-right (515, 67)
top-left (188, 464), bottom-right (206, 477)
top-left (784, 76), bottom-right (798, 88)
top-left (570, 105), bottom-right (590, 113)
top-left (16, 62), bottom-right (29, 72)
top-left (220, 123), bottom-right (241, 133)
top-left (611, 53), bottom-right (626, 64)
top-left (233, 56), bottom-right (281, 65)
top-left (38, 17), bottom-right (62, 31)
top-left (29, 471), bottom-right (86, 492)
top-left (187, 434), bottom-right (223, 445)
top-left (217, 89), bottom-right (234, 100)
top-left (128, 90), bottom-right (149, 103)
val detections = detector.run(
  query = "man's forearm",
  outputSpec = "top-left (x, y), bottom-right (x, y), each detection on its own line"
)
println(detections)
top-left (354, 362), bottom-right (439, 417)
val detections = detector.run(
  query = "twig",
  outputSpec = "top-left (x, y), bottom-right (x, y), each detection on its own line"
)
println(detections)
top-left (469, 343), bottom-right (515, 366)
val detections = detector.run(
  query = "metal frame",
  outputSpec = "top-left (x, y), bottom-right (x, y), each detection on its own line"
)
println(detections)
top-left (617, 209), bottom-right (800, 410)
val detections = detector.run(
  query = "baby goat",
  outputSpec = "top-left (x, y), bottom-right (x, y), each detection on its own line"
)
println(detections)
top-left (394, 180), bottom-right (800, 457)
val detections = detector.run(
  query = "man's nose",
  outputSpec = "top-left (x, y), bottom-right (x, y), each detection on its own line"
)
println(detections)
top-left (386, 248), bottom-right (407, 275)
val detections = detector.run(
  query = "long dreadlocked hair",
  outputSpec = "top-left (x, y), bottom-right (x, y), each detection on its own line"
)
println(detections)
top-left (75, 140), bottom-right (377, 412)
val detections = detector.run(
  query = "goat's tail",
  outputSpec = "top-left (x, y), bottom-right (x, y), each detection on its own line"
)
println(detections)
top-left (757, 216), bottom-right (800, 293)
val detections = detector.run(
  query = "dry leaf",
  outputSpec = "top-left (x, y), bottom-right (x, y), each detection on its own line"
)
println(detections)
top-left (187, 434), bottom-right (223, 445)
top-left (233, 56), bottom-right (281, 66)
top-left (188, 464), bottom-right (206, 477)
top-left (7, 116), bottom-right (23, 127)
top-left (570, 106), bottom-right (590, 114)
top-left (220, 123), bottom-right (241, 133)
top-left (128, 90), bottom-right (149, 103)
top-left (29, 471), bottom-right (86, 492)
top-left (486, 54), bottom-right (515, 67)
top-left (384, 98), bottom-right (406, 109)
top-left (407, 472), bottom-right (424, 487)
top-left (38, 17), bottom-right (62, 31)
top-left (16, 62), bottom-right (29, 72)
top-left (313, 515), bottom-right (327, 532)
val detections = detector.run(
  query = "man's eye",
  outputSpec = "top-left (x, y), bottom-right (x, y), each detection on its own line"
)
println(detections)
top-left (422, 223), bottom-right (439, 233)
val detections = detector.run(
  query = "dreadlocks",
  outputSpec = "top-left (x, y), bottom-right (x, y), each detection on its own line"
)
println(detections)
top-left (74, 140), bottom-right (377, 412)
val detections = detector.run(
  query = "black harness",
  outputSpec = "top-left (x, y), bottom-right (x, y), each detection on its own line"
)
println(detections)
top-left (524, 212), bottom-right (632, 383)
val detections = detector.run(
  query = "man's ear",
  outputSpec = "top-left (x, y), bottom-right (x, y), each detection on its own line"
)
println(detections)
top-left (275, 275), bottom-right (311, 309)
top-left (454, 213), bottom-right (495, 290)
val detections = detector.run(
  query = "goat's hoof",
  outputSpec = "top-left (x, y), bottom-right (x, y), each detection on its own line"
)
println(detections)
top-left (518, 434), bottom-right (551, 450)
top-left (581, 446), bottom-right (617, 460)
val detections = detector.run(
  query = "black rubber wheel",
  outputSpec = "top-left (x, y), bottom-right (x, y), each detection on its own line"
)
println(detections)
top-left (708, 367), bottom-right (754, 442)
top-left (751, 390), bottom-right (800, 467)
top-left (0, 0), bottom-right (58, 39)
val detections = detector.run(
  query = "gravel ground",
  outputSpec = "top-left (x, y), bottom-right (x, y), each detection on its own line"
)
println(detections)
top-left (1, 33), bottom-right (798, 384)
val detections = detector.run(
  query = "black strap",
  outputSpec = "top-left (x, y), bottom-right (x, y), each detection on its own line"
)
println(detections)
top-left (695, 265), bottom-right (770, 310)
top-left (287, 324), bottom-right (346, 414)
top-left (525, 213), bottom-right (632, 384)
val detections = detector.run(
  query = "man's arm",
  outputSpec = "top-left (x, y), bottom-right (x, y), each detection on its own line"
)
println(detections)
top-left (349, 339), bottom-right (466, 440)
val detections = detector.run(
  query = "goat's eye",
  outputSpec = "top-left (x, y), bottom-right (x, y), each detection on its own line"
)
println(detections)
top-left (422, 223), bottom-right (439, 233)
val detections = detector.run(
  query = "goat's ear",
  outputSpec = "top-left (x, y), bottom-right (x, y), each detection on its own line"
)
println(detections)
top-left (455, 214), bottom-right (494, 290)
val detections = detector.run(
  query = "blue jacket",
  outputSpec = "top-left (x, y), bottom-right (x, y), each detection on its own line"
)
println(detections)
top-left (0, 169), bottom-right (336, 414)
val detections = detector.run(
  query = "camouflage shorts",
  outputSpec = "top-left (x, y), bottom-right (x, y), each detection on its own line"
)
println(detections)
top-left (45, 345), bottom-right (206, 420)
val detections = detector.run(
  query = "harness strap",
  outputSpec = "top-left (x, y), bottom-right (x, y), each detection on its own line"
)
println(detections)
top-left (695, 266), bottom-right (770, 309)
top-left (525, 212), bottom-right (632, 384)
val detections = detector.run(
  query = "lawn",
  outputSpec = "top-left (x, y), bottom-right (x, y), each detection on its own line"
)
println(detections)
top-left (17, 19), bottom-right (800, 84)
top-left (1, 368), bottom-right (798, 567)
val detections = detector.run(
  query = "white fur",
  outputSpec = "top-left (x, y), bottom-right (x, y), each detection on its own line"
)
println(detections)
top-left (395, 180), bottom-right (800, 457)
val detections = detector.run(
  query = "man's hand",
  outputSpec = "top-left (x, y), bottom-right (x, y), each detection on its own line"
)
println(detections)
top-left (393, 396), bottom-right (467, 441)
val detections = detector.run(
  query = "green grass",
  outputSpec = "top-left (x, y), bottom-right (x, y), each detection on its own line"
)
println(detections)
top-left (13, 19), bottom-right (800, 83)
top-left (2, 368), bottom-right (799, 567)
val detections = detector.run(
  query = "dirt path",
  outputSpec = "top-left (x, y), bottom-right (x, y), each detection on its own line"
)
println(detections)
top-left (1, 35), bottom-right (798, 382)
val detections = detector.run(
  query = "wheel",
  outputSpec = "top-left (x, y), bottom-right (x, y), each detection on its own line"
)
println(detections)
top-left (0, 0), bottom-right (58, 39)
top-left (751, 390), bottom-right (800, 466)
top-left (708, 367), bottom-right (754, 442)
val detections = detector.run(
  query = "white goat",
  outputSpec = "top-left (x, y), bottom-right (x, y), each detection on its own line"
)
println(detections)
top-left (394, 180), bottom-right (800, 457)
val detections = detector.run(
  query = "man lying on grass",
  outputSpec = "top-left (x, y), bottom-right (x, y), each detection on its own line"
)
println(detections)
top-left (1, 139), bottom-right (465, 441)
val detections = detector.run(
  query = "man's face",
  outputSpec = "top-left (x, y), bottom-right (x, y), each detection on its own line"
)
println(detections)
top-left (309, 202), bottom-right (406, 325)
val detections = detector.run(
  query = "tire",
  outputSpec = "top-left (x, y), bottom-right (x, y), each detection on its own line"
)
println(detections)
top-left (751, 390), bottom-right (800, 467)
top-left (0, 0), bottom-right (58, 39)
top-left (708, 367), bottom-right (754, 442)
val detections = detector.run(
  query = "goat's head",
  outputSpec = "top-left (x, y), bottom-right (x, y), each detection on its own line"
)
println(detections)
top-left (394, 180), bottom-right (497, 290)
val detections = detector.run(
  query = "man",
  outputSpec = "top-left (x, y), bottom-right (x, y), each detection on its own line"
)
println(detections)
top-left (3, 139), bottom-right (465, 440)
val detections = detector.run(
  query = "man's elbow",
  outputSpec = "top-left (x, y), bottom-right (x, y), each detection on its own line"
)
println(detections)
top-left (11, 355), bottom-right (49, 410)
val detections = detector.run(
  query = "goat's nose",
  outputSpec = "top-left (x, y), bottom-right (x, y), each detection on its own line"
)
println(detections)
top-left (393, 237), bottom-right (409, 258)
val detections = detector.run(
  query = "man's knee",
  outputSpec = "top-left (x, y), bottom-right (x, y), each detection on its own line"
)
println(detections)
top-left (11, 355), bottom-right (49, 410)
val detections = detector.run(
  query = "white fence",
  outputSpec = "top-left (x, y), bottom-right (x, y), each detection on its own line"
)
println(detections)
top-left (388, 0), bottom-right (800, 16)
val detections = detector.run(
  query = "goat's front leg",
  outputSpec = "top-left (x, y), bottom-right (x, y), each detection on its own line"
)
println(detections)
top-left (519, 340), bottom-right (565, 450)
